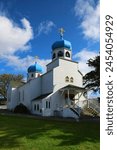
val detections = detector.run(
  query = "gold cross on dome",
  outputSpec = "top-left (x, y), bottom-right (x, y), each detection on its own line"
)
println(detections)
top-left (59, 27), bottom-right (65, 39)
top-left (35, 56), bottom-right (39, 59)
top-left (34, 56), bottom-right (39, 62)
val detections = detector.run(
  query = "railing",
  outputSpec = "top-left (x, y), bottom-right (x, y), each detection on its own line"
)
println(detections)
top-left (87, 100), bottom-right (100, 114)
top-left (69, 103), bottom-right (81, 117)
top-left (73, 99), bottom-right (100, 116)
top-left (64, 98), bottom-right (100, 117)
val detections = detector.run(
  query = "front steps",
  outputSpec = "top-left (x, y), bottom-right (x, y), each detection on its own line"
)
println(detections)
top-left (82, 99), bottom-right (100, 117)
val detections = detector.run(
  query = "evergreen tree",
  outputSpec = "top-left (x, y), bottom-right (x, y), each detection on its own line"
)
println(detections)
top-left (83, 55), bottom-right (100, 92)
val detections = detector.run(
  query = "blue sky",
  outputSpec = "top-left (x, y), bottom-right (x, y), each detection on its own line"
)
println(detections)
top-left (0, 0), bottom-right (100, 77)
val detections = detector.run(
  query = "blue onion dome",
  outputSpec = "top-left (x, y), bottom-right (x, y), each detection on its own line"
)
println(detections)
top-left (52, 39), bottom-right (72, 51)
top-left (28, 62), bottom-right (43, 73)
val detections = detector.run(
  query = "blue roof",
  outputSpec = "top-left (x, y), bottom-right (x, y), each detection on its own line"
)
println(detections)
top-left (52, 39), bottom-right (72, 51)
top-left (28, 62), bottom-right (43, 73)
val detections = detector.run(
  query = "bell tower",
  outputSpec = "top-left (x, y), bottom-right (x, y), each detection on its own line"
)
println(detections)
top-left (51, 28), bottom-right (72, 61)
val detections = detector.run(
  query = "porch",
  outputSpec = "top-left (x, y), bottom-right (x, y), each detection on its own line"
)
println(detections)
top-left (58, 84), bottom-right (86, 118)
top-left (59, 85), bottom-right (100, 118)
top-left (60, 84), bottom-right (86, 107)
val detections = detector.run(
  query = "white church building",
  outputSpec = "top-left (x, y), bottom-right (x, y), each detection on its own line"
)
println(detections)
top-left (7, 29), bottom-right (89, 119)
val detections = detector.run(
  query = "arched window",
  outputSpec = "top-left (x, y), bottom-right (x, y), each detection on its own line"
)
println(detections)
top-left (70, 77), bottom-right (74, 83)
top-left (58, 51), bottom-right (63, 57)
top-left (52, 53), bottom-right (56, 59)
top-left (38, 74), bottom-right (41, 77)
top-left (65, 76), bottom-right (69, 82)
top-left (65, 51), bottom-right (70, 58)
top-left (31, 73), bottom-right (34, 77)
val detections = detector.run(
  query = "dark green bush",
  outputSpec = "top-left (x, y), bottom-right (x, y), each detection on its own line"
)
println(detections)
top-left (14, 103), bottom-right (30, 114)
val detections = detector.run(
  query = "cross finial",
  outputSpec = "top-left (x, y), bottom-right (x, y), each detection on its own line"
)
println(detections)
top-left (59, 27), bottom-right (65, 39)
top-left (34, 56), bottom-right (39, 63)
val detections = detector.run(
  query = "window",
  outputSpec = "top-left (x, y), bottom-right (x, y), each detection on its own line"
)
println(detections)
top-left (65, 76), bottom-right (69, 82)
top-left (70, 77), bottom-right (74, 83)
top-left (34, 104), bottom-right (36, 111)
top-left (46, 101), bottom-right (50, 109)
top-left (22, 90), bottom-right (24, 101)
top-left (19, 92), bottom-right (20, 101)
top-left (58, 51), bottom-right (63, 57)
top-left (46, 101), bottom-right (48, 108)
top-left (38, 74), bottom-right (41, 77)
top-left (52, 53), bottom-right (56, 59)
top-left (40, 109), bottom-right (42, 113)
top-left (31, 74), bottom-right (34, 77)
top-left (37, 104), bottom-right (39, 111)
top-left (65, 51), bottom-right (70, 58)
top-left (48, 101), bottom-right (50, 108)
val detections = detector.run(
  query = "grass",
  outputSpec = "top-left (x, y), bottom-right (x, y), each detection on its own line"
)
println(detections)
top-left (0, 114), bottom-right (100, 150)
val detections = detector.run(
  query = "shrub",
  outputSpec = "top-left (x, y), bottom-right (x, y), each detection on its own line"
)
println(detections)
top-left (14, 103), bottom-right (30, 114)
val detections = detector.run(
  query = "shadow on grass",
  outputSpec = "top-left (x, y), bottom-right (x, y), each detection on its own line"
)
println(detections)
top-left (0, 114), bottom-right (100, 149)
top-left (50, 122), bottom-right (99, 146)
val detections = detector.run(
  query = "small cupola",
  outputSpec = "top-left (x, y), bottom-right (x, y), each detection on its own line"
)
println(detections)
top-left (28, 62), bottom-right (42, 73)
top-left (51, 28), bottom-right (72, 60)
top-left (27, 62), bottom-right (42, 81)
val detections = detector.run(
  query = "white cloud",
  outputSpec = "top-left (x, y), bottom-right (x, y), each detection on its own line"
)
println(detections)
top-left (37, 20), bottom-right (55, 35)
top-left (0, 15), bottom-right (52, 75)
top-left (2, 55), bottom-right (51, 73)
top-left (74, 0), bottom-right (100, 41)
top-left (73, 49), bottom-right (98, 75)
top-left (0, 16), bottom-right (33, 55)
top-left (38, 59), bottom-right (51, 71)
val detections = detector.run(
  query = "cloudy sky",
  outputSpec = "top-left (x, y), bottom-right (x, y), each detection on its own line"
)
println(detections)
top-left (0, 0), bottom-right (100, 77)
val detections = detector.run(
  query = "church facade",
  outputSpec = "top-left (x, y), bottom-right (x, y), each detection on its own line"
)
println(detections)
top-left (7, 29), bottom-right (87, 119)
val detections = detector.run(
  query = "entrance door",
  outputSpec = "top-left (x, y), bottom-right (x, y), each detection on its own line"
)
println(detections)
top-left (65, 94), bottom-right (75, 106)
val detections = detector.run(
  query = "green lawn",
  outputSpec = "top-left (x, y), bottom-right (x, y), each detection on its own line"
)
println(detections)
top-left (0, 114), bottom-right (100, 150)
